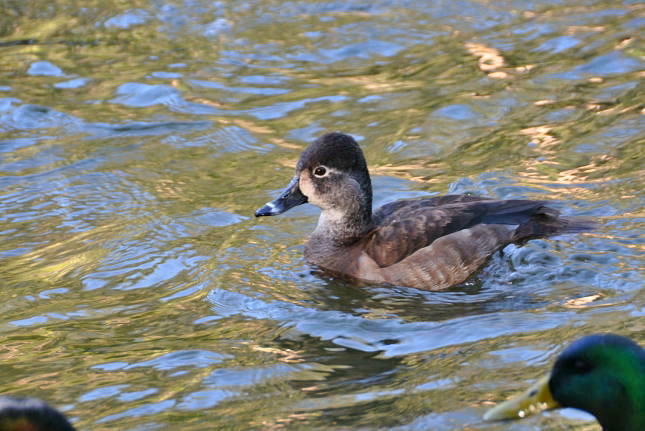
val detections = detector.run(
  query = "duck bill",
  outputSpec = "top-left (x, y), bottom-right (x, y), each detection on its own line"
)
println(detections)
top-left (255, 176), bottom-right (308, 217)
top-left (484, 375), bottom-right (560, 421)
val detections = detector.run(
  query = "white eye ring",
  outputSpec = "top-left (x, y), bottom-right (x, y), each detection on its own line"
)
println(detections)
top-left (313, 165), bottom-right (329, 178)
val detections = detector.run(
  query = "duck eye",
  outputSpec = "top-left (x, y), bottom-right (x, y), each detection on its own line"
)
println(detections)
top-left (313, 166), bottom-right (327, 177)
top-left (571, 358), bottom-right (593, 374)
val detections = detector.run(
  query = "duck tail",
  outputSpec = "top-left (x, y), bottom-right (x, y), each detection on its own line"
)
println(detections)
top-left (512, 206), bottom-right (596, 244)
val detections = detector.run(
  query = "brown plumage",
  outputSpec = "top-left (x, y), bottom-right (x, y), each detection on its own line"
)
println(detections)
top-left (255, 132), bottom-right (594, 290)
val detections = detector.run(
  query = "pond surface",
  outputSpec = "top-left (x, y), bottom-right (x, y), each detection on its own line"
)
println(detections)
top-left (0, 0), bottom-right (643, 430)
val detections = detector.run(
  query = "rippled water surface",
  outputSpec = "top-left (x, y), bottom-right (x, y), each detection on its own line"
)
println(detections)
top-left (1, 1), bottom-right (643, 429)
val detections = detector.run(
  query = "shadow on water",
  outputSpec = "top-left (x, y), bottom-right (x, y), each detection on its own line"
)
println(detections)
top-left (0, 0), bottom-right (643, 429)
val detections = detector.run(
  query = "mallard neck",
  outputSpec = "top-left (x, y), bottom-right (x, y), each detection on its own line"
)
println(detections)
top-left (599, 411), bottom-right (643, 431)
top-left (595, 385), bottom-right (644, 431)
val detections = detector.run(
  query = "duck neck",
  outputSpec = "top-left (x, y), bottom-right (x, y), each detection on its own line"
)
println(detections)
top-left (312, 198), bottom-right (372, 246)
top-left (597, 403), bottom-right (643, 431)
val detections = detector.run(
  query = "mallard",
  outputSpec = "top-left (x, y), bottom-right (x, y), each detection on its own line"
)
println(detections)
top-left (0, 396), bottom-right (75, 431)
top-left (484, 333), bottom-right (644, 431)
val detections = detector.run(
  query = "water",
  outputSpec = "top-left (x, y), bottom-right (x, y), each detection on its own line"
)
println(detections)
top-left (0, 0), bottom-right (643, 429)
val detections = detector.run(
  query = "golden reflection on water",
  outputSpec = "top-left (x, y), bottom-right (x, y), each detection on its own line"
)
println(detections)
top-left (464, 42), bottom-right (508, 79)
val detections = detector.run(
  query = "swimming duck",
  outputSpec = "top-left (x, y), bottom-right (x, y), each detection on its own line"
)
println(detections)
top-left (255, 132), bottom-right (593, 290)
top-left (484, 334), bottom-right (644, 431)
top-left (0, 396), bottom-right (75, 431)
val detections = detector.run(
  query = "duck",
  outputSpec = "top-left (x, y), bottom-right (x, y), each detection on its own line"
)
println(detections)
top-left (0, 396), bottom-right (76, 431)
top-left (484, 333), bottom-right (644, 431)
top-left (255, 132), bottom-right (593, 290)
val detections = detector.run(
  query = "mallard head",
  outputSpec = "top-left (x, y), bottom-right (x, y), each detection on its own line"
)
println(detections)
top-left (484, 334), bottom-right (644, 431)
top-left (0, 396), bottom-right (75, 431)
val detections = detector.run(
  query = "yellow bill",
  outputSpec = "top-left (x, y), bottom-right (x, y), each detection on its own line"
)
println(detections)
top-left (484, 375), bottom-right (561, 421)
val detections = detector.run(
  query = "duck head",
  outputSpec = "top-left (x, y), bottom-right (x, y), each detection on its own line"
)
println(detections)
top-left (485, 334), bottom-right (645, 431)
top-left (255, 133), bottom-right (373, 239)
top-left (548, 334), bottom-right (644, 431)
top-left (0, 396), bottom-right (76, 431)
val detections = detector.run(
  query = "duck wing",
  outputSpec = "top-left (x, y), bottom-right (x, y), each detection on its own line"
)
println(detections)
top-left (365, 197), bottom-right (587, 267)
top-left (371, 194), bottom-right (490, 225)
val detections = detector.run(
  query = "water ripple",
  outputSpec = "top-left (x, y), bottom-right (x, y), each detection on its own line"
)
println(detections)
top-left (206, 288), bottom-right (589, 357)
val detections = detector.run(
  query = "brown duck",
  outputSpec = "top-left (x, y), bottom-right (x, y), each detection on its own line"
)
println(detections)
top-left (255, 132), bottom-right (593, 290)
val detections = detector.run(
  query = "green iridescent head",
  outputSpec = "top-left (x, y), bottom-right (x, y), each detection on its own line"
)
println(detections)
top-left (549, 334), bottom-right (644, 431)
top-left (485, 334), bottom-right (644, 431)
